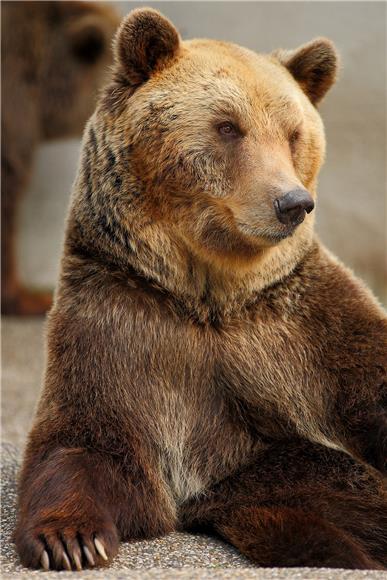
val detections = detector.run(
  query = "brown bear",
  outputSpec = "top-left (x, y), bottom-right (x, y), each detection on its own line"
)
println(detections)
top-left (14, 8), bottom-right (387, 571)
top-left (1, 0), bottom-right (120, 315)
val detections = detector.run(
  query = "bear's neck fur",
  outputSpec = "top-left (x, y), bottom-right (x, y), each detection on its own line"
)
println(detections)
top-left (65, 118), bottom-right (316, 323)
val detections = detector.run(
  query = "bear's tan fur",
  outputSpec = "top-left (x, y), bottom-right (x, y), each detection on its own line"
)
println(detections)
top-left (15, 9), bottom-right (386, 571)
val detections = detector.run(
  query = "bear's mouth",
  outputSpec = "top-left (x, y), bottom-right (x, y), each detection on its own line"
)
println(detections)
top-left (236, 220), bottom-right (299, 245)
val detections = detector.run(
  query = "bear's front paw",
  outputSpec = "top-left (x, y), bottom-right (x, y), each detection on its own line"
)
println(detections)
top-left (14, 516), bottom-right (119, 571)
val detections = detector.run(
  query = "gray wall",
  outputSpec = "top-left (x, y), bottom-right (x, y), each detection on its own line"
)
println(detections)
top-left (19, 1), bottom-right (386, 301)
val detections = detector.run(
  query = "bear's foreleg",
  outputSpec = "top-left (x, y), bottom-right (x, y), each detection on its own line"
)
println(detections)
top-left (14, 444), bottom-right (176, 571)
top-left (14, 447), bottom-right (120, 570)
top-left (180, 440), bottom-right (387, 569)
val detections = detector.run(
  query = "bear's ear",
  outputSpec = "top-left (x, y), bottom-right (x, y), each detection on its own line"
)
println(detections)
top-left (274, 38), bottom-right (339, 105)
top-left (114, 8), bottom-right (181, 85)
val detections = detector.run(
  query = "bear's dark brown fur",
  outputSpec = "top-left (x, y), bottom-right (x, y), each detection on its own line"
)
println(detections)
top-left (15, 9), bottom-right (387, 571)
top-left (1, 0), bottom-right (119, 315)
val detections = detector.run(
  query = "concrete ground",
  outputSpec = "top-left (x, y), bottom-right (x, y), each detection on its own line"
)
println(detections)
top-left (2, 317), bottom-right (387, 579)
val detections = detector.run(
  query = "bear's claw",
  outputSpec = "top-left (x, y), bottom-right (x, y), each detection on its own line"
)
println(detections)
top-left (83, 545), bottom-right (95, 566)
top-left (94, 537), bottom-right (108, 561)
top-left (27, 528), bottom-right (112, 571)
top-left (40, 550), bottom-right (50, 571)
top-left (62, 552), bottom-right (72, 571)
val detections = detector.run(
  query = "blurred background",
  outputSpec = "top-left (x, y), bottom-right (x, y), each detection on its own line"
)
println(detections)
top-left (14, 1), bottom-right (386, 305)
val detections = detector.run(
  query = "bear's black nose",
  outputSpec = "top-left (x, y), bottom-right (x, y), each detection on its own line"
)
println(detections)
top-left (274, 189), bottom-right (315, 226)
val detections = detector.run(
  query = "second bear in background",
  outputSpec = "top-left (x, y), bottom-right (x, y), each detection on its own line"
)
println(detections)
top-left (1, 1), bottom-right (120, 315)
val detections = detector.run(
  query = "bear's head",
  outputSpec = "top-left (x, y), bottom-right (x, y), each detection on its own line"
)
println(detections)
top-left (89, 8), bottom-right (338, 279)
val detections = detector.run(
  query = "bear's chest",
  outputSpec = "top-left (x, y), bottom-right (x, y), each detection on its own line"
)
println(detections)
top-left (214, 315), bottom-right (338, 450)
top-left (145, 309), bottom-right (335, 504)
top-left (151, 352), bottom-right (261, 502)
top-left (216, 316), bottom-right (312, 409)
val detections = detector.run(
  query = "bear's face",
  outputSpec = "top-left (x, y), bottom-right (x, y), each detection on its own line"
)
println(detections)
top-left (103, 9), bottom-right (338, 268)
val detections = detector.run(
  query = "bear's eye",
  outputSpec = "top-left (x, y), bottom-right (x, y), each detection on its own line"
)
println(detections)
top-left (217, 122), bottom-right (239, 138)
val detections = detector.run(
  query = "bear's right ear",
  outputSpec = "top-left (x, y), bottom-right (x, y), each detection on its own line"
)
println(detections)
top-left (114, 8), bottom-right (181, 85)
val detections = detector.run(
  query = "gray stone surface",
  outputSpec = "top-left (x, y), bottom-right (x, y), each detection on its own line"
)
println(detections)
top-left (1, 318), bottom-right (46, 447)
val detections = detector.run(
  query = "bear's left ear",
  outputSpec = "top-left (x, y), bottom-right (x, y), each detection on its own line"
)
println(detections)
top-left (274, 38), bottom-right (339, 105)
top-left (114, 8), bottom-right (181, 85)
